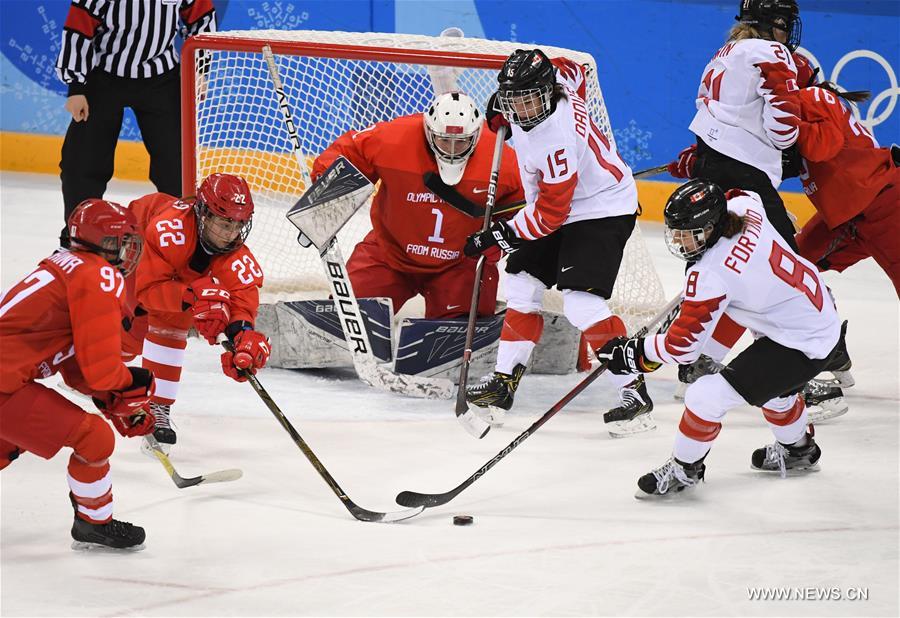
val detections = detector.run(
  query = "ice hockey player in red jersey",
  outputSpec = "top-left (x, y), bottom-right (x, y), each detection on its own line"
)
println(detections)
top-left (790, 53), bottom-right (900, 297)
top-left (311, 91), bottom-right (525, 319)
top-left (669, 0), bottom-right (803, 249)
top-left (0, 199), bottom-right (155, 549)
top-left (463, 49), bottom-right (653, 435)
top-left (124, 173), bottom-right (271, 454)
top-left (596, 180), bottom-right (847, 498)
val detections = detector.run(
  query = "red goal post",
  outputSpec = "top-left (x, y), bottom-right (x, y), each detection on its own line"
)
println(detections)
top-left (181, 30), bottom-right (665, 332)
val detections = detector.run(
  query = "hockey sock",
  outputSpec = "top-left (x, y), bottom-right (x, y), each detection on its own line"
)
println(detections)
top-left (762, 395), bottom-right (807, 445)
top-left (141, 328), bottom-right (188, 405)
top-left (673, 407), bottom-right (721, 464)
top-left (495, 309), bottom-right (543, 374)
top-left (65, 414), bottom-right (114, 524)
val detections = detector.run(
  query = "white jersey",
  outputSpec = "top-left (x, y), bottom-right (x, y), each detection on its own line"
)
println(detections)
top-left (507, 65), bottom-right (637, 241)
top-left (645, 191), bottom-right (841, 365)
top-left (688, 38), bottom-right (801, 187)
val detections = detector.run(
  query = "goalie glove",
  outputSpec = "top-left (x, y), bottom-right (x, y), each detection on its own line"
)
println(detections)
top-left (595, 337), bottom-right (662, 375)
top-left (464, 220), bottom-right (521, 257)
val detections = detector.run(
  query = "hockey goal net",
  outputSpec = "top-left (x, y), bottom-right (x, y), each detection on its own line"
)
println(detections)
top-left (182, 30), bottom-right (666, 332)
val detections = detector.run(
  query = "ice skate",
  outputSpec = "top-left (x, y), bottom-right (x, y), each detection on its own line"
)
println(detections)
top-left (636, 456), bottom-right (705, 499)
top-left (141, 403), bottom-right (175, 457)
top-left (70, 494), bottom-right (145, 551)
top-left (802, 381), bottom-right (848, 422)
top-left (674, 354), bottom-right (723, 400)
top-left (604, 375), bottom-right (656, 437)
top-left (751, 433), bottom-right (821, 477)
top-left (465, 364), bottom-right (525, 427)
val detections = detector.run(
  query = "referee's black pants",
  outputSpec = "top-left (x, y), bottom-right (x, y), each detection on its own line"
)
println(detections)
top-left (693, 137), bottom-right (799, 251)
top-left (60, 68), bottom-right (182, 224)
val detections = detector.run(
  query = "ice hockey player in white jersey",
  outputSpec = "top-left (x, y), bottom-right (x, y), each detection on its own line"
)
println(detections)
top-left (670, 0), bottom-right (803, 250)
top-left (596, 180), bottom-right (847, 498)
top-left (463, 49), bottom-right (654, 436)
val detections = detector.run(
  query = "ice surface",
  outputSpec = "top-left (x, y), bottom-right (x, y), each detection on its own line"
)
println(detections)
top-left (1, 172), bottom-right (897, 616)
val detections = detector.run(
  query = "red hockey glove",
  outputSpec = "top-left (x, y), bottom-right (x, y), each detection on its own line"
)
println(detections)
top-left (667, 144), bottom-right (697, 179)
top-left (221, 329), bottom-right (271, 382)
top-left (595, 337), bottom-right (661, 375)
top-left (485, 92), bottom-right (511, 139)
top-left (93, 368), bottom-right (157, 437)
top-left (187, 276), bottom-right (231, 344)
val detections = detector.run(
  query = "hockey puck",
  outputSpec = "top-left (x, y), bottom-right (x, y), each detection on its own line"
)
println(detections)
top-left (453, 515), bottom-right (474, 526)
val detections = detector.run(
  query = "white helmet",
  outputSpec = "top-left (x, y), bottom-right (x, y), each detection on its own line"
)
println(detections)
top-left (424, 92), bottom-right (482, 185)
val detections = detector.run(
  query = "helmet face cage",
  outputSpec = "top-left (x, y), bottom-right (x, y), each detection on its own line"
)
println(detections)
top-left (496, 85), bottom-right (555, 128)
top-left (105, 233), bottom-right (144, 276)
top-left (195, 201), bottom-right (252, 255)
top-left (664, 224), bottom-right (714, 261)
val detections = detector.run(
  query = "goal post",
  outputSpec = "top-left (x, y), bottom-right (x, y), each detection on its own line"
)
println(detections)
top-left (181, 30), bottom-right (666, 333)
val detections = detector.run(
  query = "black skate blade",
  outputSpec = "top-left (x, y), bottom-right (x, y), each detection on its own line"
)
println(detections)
top-left (71, 540), bottom-right (146, 552)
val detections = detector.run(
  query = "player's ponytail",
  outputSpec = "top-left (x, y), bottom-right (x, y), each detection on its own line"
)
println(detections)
top-left (817, 80), bottom-right (871, 104)
top-left (720, 212), bottom-right (746, 239)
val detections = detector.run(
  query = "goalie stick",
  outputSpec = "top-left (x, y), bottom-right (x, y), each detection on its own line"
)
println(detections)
top-left (263, 45), bottom-right (452, 400)
top-left (220, 337), bottom-right (424, 523)
top-left (396, 293), bottom-right (683, 509)
top-left (453, 124), bottom-right (508, 440)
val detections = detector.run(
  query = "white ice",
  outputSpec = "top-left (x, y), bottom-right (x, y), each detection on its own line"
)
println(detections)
top-left (1, 171), bottom-right (898, 616)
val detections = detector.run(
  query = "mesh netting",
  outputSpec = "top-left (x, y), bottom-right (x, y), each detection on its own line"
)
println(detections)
top-left (187, 30), bottom-right (665, 332)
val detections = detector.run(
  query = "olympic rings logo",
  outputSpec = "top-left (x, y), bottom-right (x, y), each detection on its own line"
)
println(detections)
top-left (797, 46), bottom-right (899, 131)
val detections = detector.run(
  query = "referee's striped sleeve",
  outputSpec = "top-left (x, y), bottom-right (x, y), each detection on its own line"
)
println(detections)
top-left (55, 0), bottom-right (105, 95)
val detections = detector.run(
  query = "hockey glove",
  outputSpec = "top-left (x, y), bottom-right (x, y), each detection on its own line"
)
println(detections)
top-left (186, 276), bottom-right (231, 344)
top-left (781, 144), bottom-right (803, 179)
top-left (667, 144), bottom-right (697, 179)
top-left (595, 337), bottom-right (661, 375)
top-left (464, 220), bottom-right (521, 257)
top-left (93, 367), bottom-right (156, 437)
top-left (485, 92), bottom-right (511, 139)
top-left (221, 329), bottom-right (271, 382)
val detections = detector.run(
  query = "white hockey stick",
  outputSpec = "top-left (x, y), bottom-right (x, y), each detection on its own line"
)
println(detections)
top-left (262, 45), bottom-right (453, 400)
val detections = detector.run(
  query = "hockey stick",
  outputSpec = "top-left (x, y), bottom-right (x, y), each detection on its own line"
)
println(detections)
top-left (263, 45), bottom-right (452, 400)
top-left (423, 171), bottom-right (525, 219)
top-left (453, 125), bottom-right (508, 440)
top-left (396, 293), bottom-right (683, 509)
top-left (55, 380), bottom-right (243, 489)
top-left (632, 164), bottom-right (669, 179)
top-left (142, 434), bottom-right (243, 489)
top-left (220, 338), bottom-right (424, 523)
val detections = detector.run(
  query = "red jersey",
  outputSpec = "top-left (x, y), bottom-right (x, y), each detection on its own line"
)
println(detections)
top-left (0, 250), bottom-right (132, 395)
top-left (131, 193), bottom-right (264, 324)
top-left (797, 86), bottom-right (898, 229)
top-left (312, 114), bottom-right (525, 274)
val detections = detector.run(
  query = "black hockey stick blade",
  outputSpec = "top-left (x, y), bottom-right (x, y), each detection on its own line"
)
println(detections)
top-left (143, 435), bottom-right (243, 489)
top-left (398, 362), bottom-right (609, 509)
top-left (423, 171), bottom-right (525, 218)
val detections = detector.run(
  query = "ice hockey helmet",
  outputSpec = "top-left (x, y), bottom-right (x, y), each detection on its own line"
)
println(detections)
top-left (663, 180), bottom-right (729, 260)
top-left (496, 48), bottom-right (557, 128)
top-left (195, 173), bottom-right (254, 254)
top-left (68, 198), bottom-right (143, 275)
top-left (424, 92), bottom-right (482, 185)
top-left (736, 0), bottom-right (802, 51)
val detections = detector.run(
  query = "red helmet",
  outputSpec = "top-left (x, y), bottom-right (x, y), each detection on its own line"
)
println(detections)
top-left (68, 199), bottom-right (143, 276)
top-left (195, 173), bottom-right (254, 254)
top-left (793, 51), bottom-right (819, 88)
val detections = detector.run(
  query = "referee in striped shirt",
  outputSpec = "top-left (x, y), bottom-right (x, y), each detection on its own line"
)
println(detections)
top-left (55, 0), bottom-right (216, 241)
